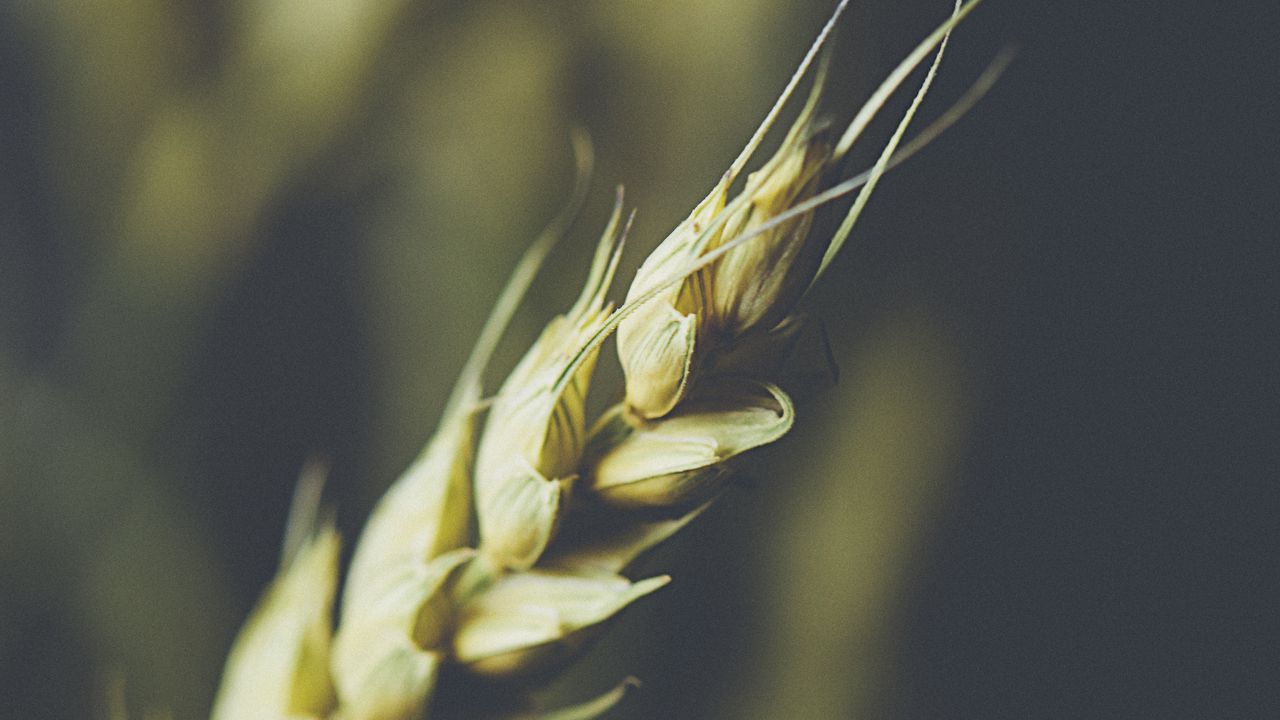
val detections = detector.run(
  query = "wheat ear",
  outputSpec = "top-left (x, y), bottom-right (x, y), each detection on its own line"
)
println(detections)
top-left (208, 1), bottom-right (997, 718)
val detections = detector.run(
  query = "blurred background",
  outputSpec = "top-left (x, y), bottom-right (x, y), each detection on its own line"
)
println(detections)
top-left (1, 0), bottom-right (1274, 718)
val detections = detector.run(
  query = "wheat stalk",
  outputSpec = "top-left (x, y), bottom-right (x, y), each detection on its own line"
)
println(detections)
top-left (205, 2), bottom-right (997, 718)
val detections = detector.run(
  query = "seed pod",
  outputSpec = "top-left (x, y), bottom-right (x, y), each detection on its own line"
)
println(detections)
top-left (616, 187), bottom-right (727, 419)
top-left (329, 549), bottom-right (474, 720)
top-left (451, 569), bottom-right (669, 679)
top-left (341, 410), bottom-right (475, 634)
top-left (700, 118), bottom-right (833, 339)
top-left (585, 378), bottom-right (795, 509)
top-left (616, 72), bottom-right (832, 420)
top-left (211, 525), bottom-right (340, 720)
top-left (474, 198), bottom-right (629, 571)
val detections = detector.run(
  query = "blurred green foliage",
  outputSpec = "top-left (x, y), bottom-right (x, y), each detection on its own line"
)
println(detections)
top-left (0, 1), bottom-right (987, 717)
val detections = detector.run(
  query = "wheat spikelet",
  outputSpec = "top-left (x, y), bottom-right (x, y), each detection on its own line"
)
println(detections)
top-left (208, 1), bottom-right (999, 717)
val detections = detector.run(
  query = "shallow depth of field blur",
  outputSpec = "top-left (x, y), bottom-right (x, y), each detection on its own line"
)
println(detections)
top-left (1, 0), bottom-right (1271, 718)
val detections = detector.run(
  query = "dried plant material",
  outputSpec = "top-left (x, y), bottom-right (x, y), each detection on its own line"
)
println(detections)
top-left (611, 85), bottom-right (829, 422)
top-left (474, 195), bottom-right (629, 571)
top-left (330, 548), bottom-right (474, 720)
top-left (614, 2), bottom-right (977, 422)
top-left (211, 525), bottom-right (340, 720)
top-left (609, 2), bottom-right (854, 422)
top-left (586, 379), bottom-right (795, 508)
top-left (205, 2), bottom-right (998, 717)
top-left (331, 138), bottom-right (595, 718)
top-left (700, 115), bottom-right (833, 340)
top-left (451, 570), bottom-right (669, 678)
top-left (614, 189), bottom-right (720, 420)
top-left (341, 418), bottom-right (477, 631)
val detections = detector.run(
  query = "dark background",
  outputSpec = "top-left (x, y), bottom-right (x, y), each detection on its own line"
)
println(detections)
top-left (1, 0), bottom-right (1275, 718)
